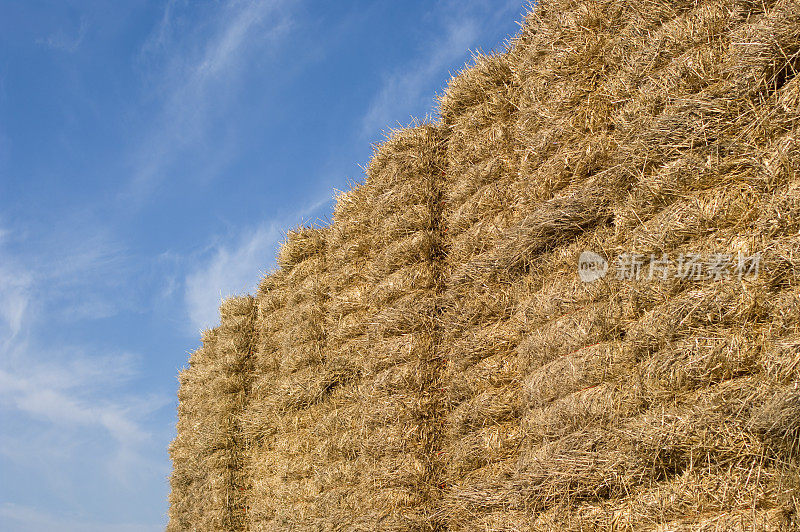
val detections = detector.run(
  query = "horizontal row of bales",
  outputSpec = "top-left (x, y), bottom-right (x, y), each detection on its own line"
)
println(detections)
top-left (169, 0), bottom-right (800, 529)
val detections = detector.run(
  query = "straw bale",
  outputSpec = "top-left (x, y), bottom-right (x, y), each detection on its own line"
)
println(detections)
top-left (256, 273), bottom-right (287, 314)
top-left (371, 294), bottom-right (436, 336)
top-left (443, 322), bottom-right (520, 371)
top-left (523, 341), bottom-right (632, 406)
top-left (445, 158), bottom-right (508, 214)
top-left (376, 203), bottom-right (434, 239)
top-left (528, 465), bottom-right (793, 531)
top-left (761, 333), bottom-right (800, 383)
top-left (637, 329), bottom-right (762, 398)
top-left (266, 366), bottom-right (357, 414)
top-left (448, 385), bottom-right (523, 435)
top-left (328, 308), bottom-right (371, 342)
top-left (625, 282), bottom-right (769, 358)
top-left (441, 283), bottom-right (516, 332)
top-left (446, 420), bottom-right (524, 478)
top-left (452, 379), bottom-right (768, 515)
top-left (446, 181), bottom-right (517, 237)
top-left (522, 383), bottom-right (637, 445)
top-left (444, 213), bottom-right (513, 266)
top-left (327, 284), bottom-right (368, 318)
top-left (748, 383), bottom-right (800, 455)
top-left (329, 186), bottom-right (374, 263)
top-left (725, 0), bottom-right (800, 98)
top-left (451, 184), bottom-right (613, 283)
top-left (440, 53), bottom-right (515, 124)
top-left (369, 231), bottom-right (436, 276)
top-left (277, 226), bottom-right (327, 270)
top-left (284, 259), bottom-right (326, 297)
top-left (366, 123), bottom-right (444, 181)
top-left (518, 302), bottom-right (619, 371)
top-left (444, 362), bottom-right (521, 428)
top-left (368, 262), bottom-right (436, 306)
top-left (277, 334), bottom-right (323, 372)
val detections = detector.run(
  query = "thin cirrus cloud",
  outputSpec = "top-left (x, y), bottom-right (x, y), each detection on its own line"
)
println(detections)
top-left (0, 341), bottom-right (167, 526)
top-left (124, 0), bottom-right (293, 203)
top-left (184, 195), bottom-right (331, 333)
top-left (361, 16), bottom-right (480, 138)
top-left (0, 290), bottom-right (160, 456)
top-left (0, 228), bottom-right (169, 526)
top-left (0, 502), bottom-right (153, 532)
top-left (0, 263), bottom-right (31, 340)
top-left (185, 222), bottom-right (282, 333)
top-left (36, 17), bottom-right (89, 54)
top-left (0, 351), bottom-right (160, 448)
top-left (12, 223), bottom-right (131, 324)
top-left (0, 330), bottom-right (168, 528)
top-left (361, 0), bottom-right (524, 138)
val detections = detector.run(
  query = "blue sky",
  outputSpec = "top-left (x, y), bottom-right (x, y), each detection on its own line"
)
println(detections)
top-left (0, 1), bottom-right (524, 529)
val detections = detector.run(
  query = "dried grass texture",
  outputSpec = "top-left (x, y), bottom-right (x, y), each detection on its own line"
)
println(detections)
top-left (169, 0), bottom-right (800, 529)
top-left (436, 0), bottom-right (800, 529)
top-left (168, 296), bottom-right (256, 531)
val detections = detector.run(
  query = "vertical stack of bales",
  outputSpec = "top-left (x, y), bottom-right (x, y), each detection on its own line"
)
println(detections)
top-left (356, 124), bottom-right (446, 528)
top-left (600, 0), bottom-right (800, 527)
top-left (240, 227), bottom-right (331, 529)
top-left (435, 51), bottom-right (530, 529)
top-left (167, 296), bottom-right (256, 531)
top-left (314, 124), bottom-right (448, 528)
top-left (239, 124), bottom-right (448, 530)
top-left (479, 1), bottom-right (657, 528)
top-left (306, 183), bottom-right (374, 527)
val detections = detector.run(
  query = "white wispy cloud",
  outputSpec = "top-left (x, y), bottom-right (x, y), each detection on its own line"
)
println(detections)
top-left (184, 195), bottom-right (331, 332)
top-left (185, 223), bottom-right (282, 332)
top-left (0, 227), bottom-right (31, 341)
top-left (0, 339), bottom-right (168, 528)
top-left (37, 17), bottom-right (89, 53)
top-left (361, 0), bottom-right (524, 138)
top-left (361, 17), bottom-right (480, 137)
top-left (0, 285), bottom-right (164, 468)
top-left (0, 227), bottom-right (170, 524)
top-left (0, 260), bottom-right (32, 340)
top-left (126, 0), bottom-right (293, 202)
top-left (8, 222), bottom-right (130, 324)
top-left (0, 351), bottom-right (159, 446)
top-left (0, 502), bottom-right (154, 532)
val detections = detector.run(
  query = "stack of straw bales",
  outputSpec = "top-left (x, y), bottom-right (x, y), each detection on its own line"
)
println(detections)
top-left (352, 124), bottom-right (446, 528)
top-left (434, 0), bottom-right (800, 529)
top-left (436, 51), bottom-right (529, 528)
top-left (168, 296), bottom-right (256, 531)
top-left (242, 225), bottom-right (331, 529)
top-left (169, 0), bottom-right (800, 529)
top-left (289, 124), bottom-right (447, 529)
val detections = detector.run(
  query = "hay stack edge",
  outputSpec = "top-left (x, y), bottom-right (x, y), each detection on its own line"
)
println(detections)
top-left (168, 0), bottom-right (800, 529)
